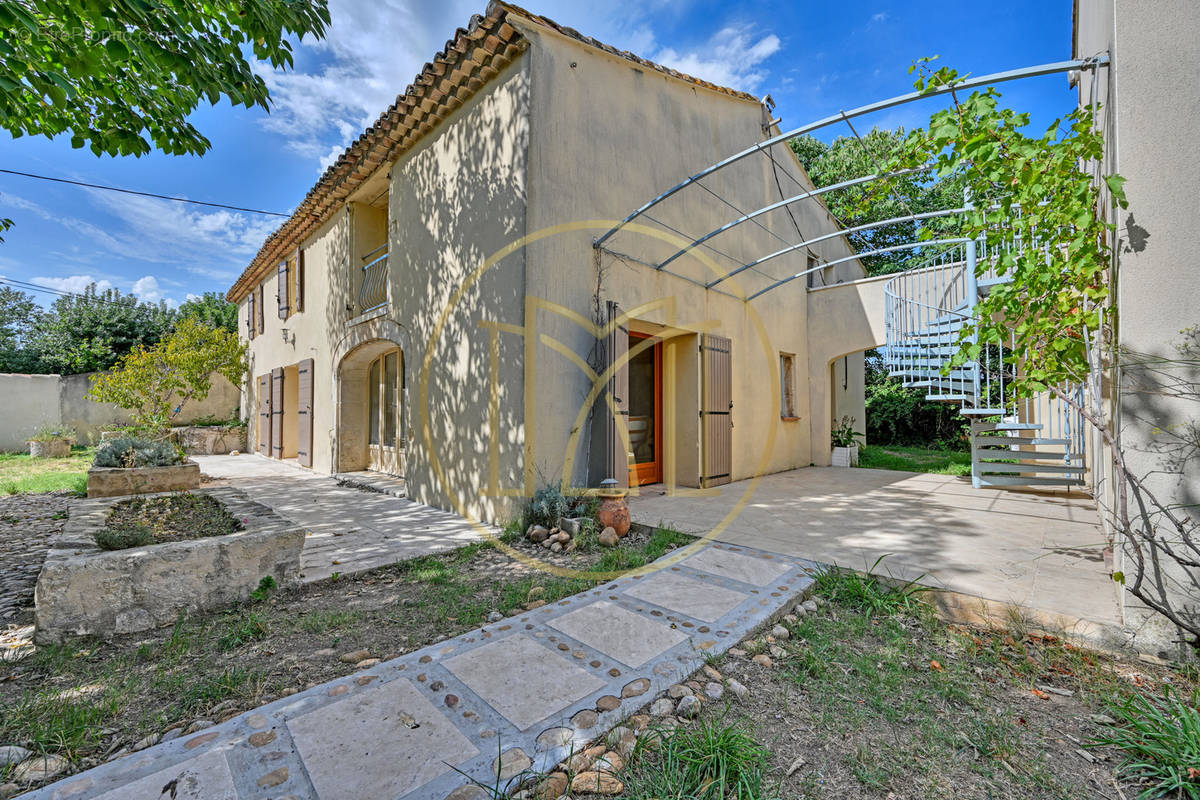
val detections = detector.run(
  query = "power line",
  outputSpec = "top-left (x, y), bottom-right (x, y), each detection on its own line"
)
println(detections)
top-left (0, 276), bottom-right (177, 308)
top-left (0, 168), bottom-right (290, 217)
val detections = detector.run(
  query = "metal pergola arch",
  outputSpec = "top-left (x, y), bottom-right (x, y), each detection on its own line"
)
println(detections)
top-left (594, 55), bottom-right (1110, 299)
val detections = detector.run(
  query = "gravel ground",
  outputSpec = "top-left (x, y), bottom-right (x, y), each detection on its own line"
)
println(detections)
top-left (0, 494), bottom-right (66, 626)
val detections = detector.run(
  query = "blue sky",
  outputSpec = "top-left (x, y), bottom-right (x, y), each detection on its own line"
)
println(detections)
top-left (0, 0), bottom-right (1076, 307)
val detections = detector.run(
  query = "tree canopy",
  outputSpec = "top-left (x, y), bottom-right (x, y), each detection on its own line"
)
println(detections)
top-left (178, 291), bottom-right (238, 333)
top-left (0, 286), bottom-right (42, 372)
top-left (0, 0), bottom-right (330, 157)
top-left (790, 128), bottom-right (965, 276)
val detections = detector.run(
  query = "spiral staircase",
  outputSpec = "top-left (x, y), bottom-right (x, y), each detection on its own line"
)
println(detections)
top-left (883, 238), bottom-right (1088, 490)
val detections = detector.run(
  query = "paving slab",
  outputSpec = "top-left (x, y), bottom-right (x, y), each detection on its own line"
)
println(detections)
top-left (288, 677), bottom-right (480, 798)
top-left (445, 634), bottom-right (606, 731)
top-left (622, 571), bottom-right (749, 622)
top-left (549, 600), bottom-right (690, 668)
top-left (27, 541), bottom-right (818, 799)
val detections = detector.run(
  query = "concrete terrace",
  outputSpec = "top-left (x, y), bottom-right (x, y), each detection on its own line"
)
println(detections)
top-left (630, 466), bottom-right (1122, 643)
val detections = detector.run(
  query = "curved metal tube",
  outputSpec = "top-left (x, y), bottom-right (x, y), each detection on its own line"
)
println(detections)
top-left (655, 167), bottom-right (931, 272)
top-left (745, 238), bottom-right (968, 301)
top-left (595, 56), bottom-right (1108, 248)
top-left (707, 206), bottom-right (966, 289)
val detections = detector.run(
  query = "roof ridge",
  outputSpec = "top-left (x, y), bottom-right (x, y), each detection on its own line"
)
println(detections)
top-left (229, 3), bottom-right (762, 302)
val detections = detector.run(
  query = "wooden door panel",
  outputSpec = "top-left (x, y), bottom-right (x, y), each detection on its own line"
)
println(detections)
top-left (701, 334), bottom-right (732, 488)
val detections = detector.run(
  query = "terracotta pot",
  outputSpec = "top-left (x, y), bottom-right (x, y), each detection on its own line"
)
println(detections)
top-left (597, 494), bottom-right (631, 537)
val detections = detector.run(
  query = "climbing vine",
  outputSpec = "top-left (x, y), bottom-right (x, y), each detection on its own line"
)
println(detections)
top-left (883, 57), bottom-right (1126, 395)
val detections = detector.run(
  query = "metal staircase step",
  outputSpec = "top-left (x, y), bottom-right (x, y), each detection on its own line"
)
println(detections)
top-left (973, 462), bottom-right (1086, 474)
top-left (974, 475), bottom-right (1084, 488)
top-left (959, 408), bottom-right (1014, 417)
top-left (924, 393), bottom-right (971, 402)
top-left (972, 436), bottom-right (1068, 446)
top-left (976, 451), bottom-right (1080, 461)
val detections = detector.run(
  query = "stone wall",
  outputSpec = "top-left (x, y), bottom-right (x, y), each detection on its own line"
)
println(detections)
top-left (0, 371), bottom-right (242, 452)
top-left (86, 461), bottom-right (201, 498)
top-left (34, 488), bottom-right (304, 642)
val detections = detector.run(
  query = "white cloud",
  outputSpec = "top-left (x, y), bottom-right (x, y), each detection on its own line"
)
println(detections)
top-left (30, 275), bottom-right (115, 294)
top-left (871, 12), bottom-right (888, 24)
top-left (654, 25), bottom-right (781, 92)
top-left (131, 275), bottom-right (177, 306)
top-left (255, 1), bottom-right (779, 170)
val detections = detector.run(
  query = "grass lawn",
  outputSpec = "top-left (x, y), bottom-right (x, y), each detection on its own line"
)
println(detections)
top-left (0, 446), bottom-right (94, 495)
top-left (604, 568), bottom-right (1198, 800)
top-left (858, 444), bottom-right (971, 476)
top-left (0, 526), bottom-right (693, 784)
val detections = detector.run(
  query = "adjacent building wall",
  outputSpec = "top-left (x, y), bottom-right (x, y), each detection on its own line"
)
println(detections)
top-left (1075, 0), bottom-right (1200, 656)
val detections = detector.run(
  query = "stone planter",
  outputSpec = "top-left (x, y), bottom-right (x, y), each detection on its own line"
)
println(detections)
top-left (34, 488), bottom-right (304, 642)
top-left (28, 438), bottom-right (72, 458)
top-left (172, 424), bottom-right (247, 455)
top-left (831, 444), bottom-right (859, 467)
top-left (87, 461), bottom-right (201, 498)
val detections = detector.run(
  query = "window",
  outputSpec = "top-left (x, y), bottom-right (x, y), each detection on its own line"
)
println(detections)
top-left (780, 353), bottom-right (797, 419)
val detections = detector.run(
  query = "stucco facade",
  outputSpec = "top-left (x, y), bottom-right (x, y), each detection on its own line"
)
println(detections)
top-left (230, 4), bottom-right (864, 524)
top-left (1074, 0), bottom-right (1200, 655)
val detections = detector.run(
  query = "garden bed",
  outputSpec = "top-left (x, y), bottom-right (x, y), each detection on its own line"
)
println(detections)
top-left (86, 461), bottom-right (200, 498)
top-left (98, 492), bottom-right (241, 549)
top-left (33, 488), bottom-right (302, 642)
top-left (171, 424), bottom-right (246, 455)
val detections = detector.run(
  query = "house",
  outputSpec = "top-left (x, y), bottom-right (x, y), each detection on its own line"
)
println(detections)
top-left (227, 2), bottom-right (866, 523)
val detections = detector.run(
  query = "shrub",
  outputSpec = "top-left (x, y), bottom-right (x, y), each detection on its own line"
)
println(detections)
top-left (94, 523), bottom-right (154, 551)
top-left (93, 436), bottom-right (181, 468)
top-left (525, 483), bottom-right (569, 529)
top-left (1091, 686), bottom-right (1200, 799)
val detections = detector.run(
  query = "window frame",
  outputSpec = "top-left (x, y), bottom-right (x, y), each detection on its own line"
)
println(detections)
top-left (779, 352), bottom-right (798, 420)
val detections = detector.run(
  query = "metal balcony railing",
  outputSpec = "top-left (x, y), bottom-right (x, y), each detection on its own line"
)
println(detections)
top-left (358, 244), bottom-right (388, 312)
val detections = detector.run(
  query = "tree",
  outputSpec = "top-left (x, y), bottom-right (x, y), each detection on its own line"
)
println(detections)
top-left (0, 1), bottom-right (330, 157)
top-left (32, 284), bottom-right (176, 374)
top-left (178, 291), bottom-right (238, 333)
top-left (88, 317), bottom-right (247, 434)
top-left (0, 286), bottom-right (42, 372)
top-left (790, 128), bottom-right (966, 276)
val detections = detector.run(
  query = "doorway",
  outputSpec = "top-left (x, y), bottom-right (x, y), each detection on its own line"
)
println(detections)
top-left (628, 332), bottom-right (662, 486)
top-left (366, 348), bottom-right (403, 475)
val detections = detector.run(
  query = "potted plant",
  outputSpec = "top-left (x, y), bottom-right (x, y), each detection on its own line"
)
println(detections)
top-left (831, 415), bottom-right (864, 467)
top-left (28, 425), bottom-right (76, 459)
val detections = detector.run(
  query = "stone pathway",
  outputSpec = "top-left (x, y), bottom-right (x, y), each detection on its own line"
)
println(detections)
top-left (0, 494), bottom-right (66, 626)
top-left (192, 455), bottom-right (485, 583)
top-left (25, 540), bottom-right (818, 799)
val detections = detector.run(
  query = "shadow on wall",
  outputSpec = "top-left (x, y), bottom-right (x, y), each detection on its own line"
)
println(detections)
top-left (1115, 327), bottom-right (1200, 644)
top-left (334, 62), bottom-right (530, 524)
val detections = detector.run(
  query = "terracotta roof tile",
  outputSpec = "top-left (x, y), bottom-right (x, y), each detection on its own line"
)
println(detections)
top-left (228, 1), bottom-right (759, 302)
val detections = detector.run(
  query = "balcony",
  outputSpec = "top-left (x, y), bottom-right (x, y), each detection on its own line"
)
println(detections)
top-left (358, 244), bottom-right (388, 314)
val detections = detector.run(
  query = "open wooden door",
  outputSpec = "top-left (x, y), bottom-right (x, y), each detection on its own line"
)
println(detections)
top-left (589, 301), bottom-right (630, 487)
top-left (628, 332), bottom-right (662, 486)
top-left (297, 358), bottom-right (314, 468)
top-left (701, 334), bottom-right (732, 488)
top-left (270, 367), bottom-right (284, 459)
top-left (257, 373), bottom-right (272, 456)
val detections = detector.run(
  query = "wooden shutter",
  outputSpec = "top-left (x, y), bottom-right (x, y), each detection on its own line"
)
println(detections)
top-left (271, 367), bottom-right (284, 458)
top-left (256, 284), bottom-right (265, 334)
top-left (589, 301), bottom-right (630, 487)
top-left (247, 293), bottom-right (256, 340)
top-left (296, 249), bottom-right (305, 313)
top-left (257, 374), bottom-right (271, 455)
top-left (297, 358), bottom-right (314, 467)
top-left (701, 334), bottom-right (732, 488)
top-left (277, 262), bottom-right (289, 319)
